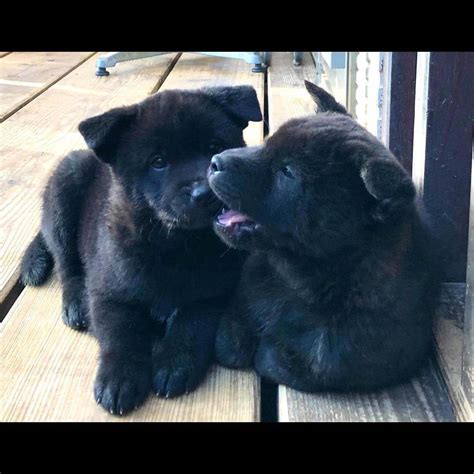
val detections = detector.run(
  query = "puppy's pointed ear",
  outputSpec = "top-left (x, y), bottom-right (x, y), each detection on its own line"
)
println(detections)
top-left (204, 85), bottom-right (262, 127)
top-left (360, 158), bottom-right (416, 222)
top-left (78, 105), bottom-right (137, 163)
top-left (304, 80), bottom-right (348, 115)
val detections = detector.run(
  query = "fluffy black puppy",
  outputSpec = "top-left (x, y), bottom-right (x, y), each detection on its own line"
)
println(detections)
top-left (21, 85), bottom-right (262, 415)
top-left (208, 81), bottom-right (440, 392)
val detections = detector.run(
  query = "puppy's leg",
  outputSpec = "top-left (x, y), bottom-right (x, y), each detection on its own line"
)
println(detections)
top-left (59, 272), bottom-right (88, 330)
top-left (254, 340), bottom-right (317, 393)
top-left (92, 297), bottom-right (152, 415)
top-left (215, 308), bottom-right (258, 368)
top-left (41, 151), bottom-right (96, 330)
top-left (44, 240), bottom-right (88, 330)
top-left (152, 302), bottom-right (220, 398)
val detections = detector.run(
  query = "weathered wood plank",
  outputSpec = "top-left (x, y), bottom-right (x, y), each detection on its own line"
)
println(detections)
top-left (0, 52), bottom-right (263, 421)
top-left (434, 283), bottom-right (472, 421)
top-left (269, 52), bottom-right (455, 422)
top-left (0, 52), bottom-right (178, 304)
top-left (0, 278), bottom-right (258, 422)
top-left (279, 359), bottom-right (454, 422)
top-left (268, 52), bottom-right (316, 132)
top-left (0, 52), bottom-right (95, 122)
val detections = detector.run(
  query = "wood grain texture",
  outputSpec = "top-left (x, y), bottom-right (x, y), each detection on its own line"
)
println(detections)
top-left (0, 52), bottom-right (178, 304)
top-left (0, 278), bottom-right (259, 422)
top-left (0, 52), bottom-right (95, 122)
top-left (279, 359), bottom-right (454, 422)
top-left (0, 52), bottom-right (263, 421)
top-left (267, 52), bottom-right (317, 133)
top-left (268, 52), bottom-right (455, 422)
top-left (434, 284), bottom-right (472, 421)
top-left (434, 317), bottom-right (472, 422)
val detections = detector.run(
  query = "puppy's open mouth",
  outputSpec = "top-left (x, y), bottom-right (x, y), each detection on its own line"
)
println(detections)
top-left (215, 207), bottom-right (258, 237)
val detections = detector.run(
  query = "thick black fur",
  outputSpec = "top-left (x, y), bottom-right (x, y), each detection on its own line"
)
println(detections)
top-left (20, 85), bottom-right (262, 415)
top-left (208, 81), bottom-right (440, 392)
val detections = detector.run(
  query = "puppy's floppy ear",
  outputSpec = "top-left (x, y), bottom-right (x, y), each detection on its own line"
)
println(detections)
top-left (204, 85), bottom-right (262, 127)
top-left (78, 105), bottom-right (137, 164)
top-left (304, 80), bottom-right (348, 115)
top-left (360, 157), bottom-right (416, 222)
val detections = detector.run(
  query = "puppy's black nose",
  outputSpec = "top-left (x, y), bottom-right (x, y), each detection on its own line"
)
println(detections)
top-left (191, 184), bottom-right (214, 205)
top-left (209, 155), bottom-right (224, 174)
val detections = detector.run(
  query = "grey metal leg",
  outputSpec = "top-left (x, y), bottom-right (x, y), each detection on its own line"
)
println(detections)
top-left (293, 52), bottom-right (303, 67)
top-left (95, 51), bottom-right (272, 76)
top-left (95, 52), bottom-right (171, 76)
top-left (250, 52), bottom-right (266, 73)
top-left (262, 52), bottom-right (272, 67)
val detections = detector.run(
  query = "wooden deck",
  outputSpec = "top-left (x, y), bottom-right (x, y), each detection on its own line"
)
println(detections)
top-left (0, 52), bottom-right (465, 422)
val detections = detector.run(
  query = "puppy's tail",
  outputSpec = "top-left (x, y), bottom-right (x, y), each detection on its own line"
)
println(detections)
top-left (20, 232), bottom-right (54, 286)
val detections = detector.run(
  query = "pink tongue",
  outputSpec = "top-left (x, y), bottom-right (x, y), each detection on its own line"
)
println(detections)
top-left (218, 210), bottom-right (251, 226)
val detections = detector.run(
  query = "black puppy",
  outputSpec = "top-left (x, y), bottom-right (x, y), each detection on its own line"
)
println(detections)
top-left (21, 85), bottom-right (262, 414)
top-left (208, 81), bottom-right (440, 392)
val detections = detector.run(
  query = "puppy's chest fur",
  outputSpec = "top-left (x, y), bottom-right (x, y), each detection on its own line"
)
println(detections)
top-left (81, 170), bottom-right (242, 317)
top-left (240, 223), bottom-right (424, 342)
top-left (110, 226), bottom-right (241, 309)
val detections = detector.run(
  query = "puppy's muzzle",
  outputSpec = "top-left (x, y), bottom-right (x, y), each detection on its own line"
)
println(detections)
top-left (208, 146), bottom-right (262, 179)
top-left (190, 183), bottom-right (215, 207)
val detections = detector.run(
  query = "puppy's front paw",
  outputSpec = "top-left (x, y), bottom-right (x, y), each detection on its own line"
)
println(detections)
top-left (62, 295), bottom-right (89, 330)
top-left (94, 360), bottom-right (151, 416)
top-left (215, 315), bottom-right (257, 368)
top-left (61, 278), bottom-right (89, 330)
top-left (152, 351), bottom-right (208, 398)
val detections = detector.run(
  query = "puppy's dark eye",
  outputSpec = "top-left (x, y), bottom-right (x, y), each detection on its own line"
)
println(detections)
top-left (151, 155), bottom-right (168, 170)
top-left (280, 165), bottom-right (295, 179)
top-left (208, 140), bottom-right (224, 154)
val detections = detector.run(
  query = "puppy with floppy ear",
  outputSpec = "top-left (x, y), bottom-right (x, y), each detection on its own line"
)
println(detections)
top-left (78, 106), bottom-right (137, 164)
top-left (20, 85), bottom-right (262, 415)
top-left (209, 82), bottom-right (440, 392)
